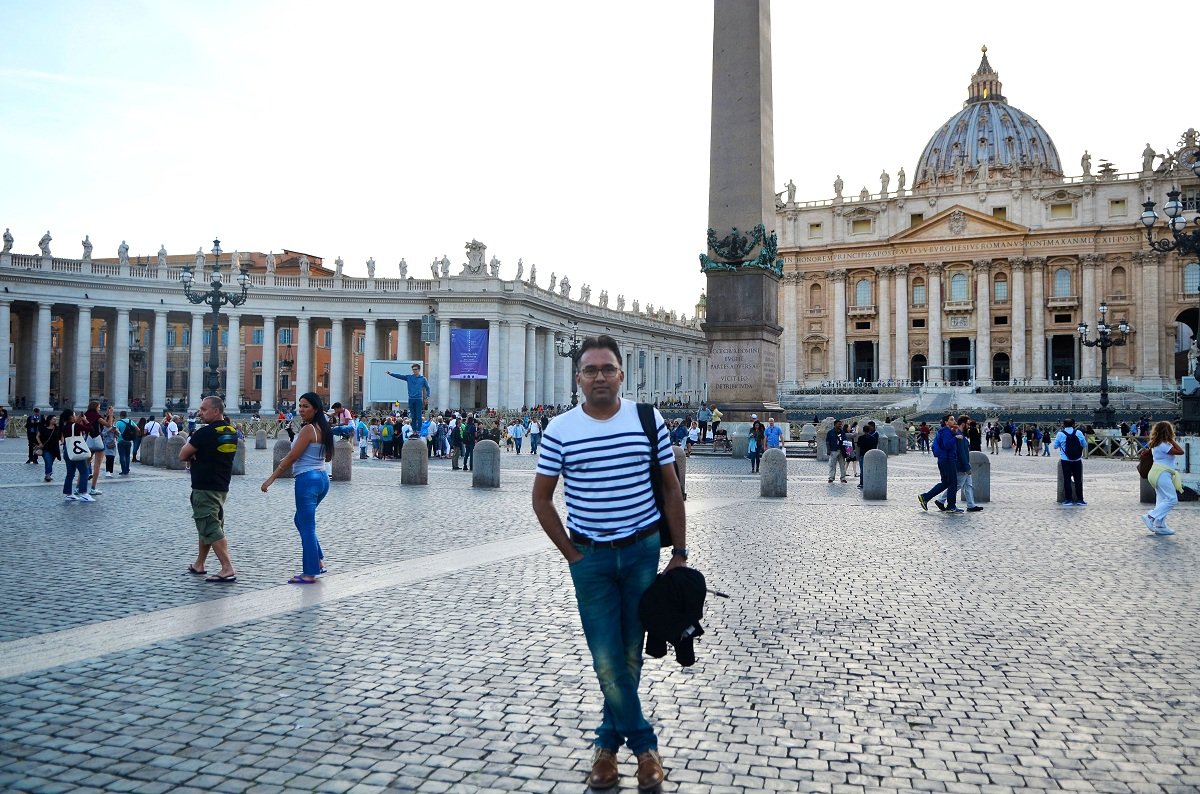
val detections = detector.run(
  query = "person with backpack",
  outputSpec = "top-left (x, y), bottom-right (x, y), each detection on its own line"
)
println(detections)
top-left (918, 414), bottom-right (964, 514)
top-left (114, 410), bottom-right (137, 475)
top-left (1052, 417), bottom-right (1087, 506)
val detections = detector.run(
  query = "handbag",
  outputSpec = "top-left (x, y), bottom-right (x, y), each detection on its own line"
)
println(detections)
top-left (86, 435), bottom-right (104, 452)
top-left (1137, 447), bottom-right (1153, 479)
top-left (65, 434), bottom-right (92, 461)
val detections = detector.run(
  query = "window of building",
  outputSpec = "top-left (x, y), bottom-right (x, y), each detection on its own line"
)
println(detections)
top-left (950, 272), bottom-right (968, 301)
top-left (98, 329), bottom-right (106, 350)
top-left (203, 330), bottom-right (228, 347)
top-left (1185, 263), bottom-right (1200, 294)
top-left (1182, 188), bottom-right (1200, 211)
top-left (807, 223), bottom-right (823, 239)
top-left (851, 218), bottom-right (872, 234)
top-left (993, 273), bottom-right (1008, 302)
top-left (252, 328), bottom-right (264, 345)
top-left (995, 315), bottom-right (1008, 325)
top-left (252, 360), bottom-right (262, 370)
top-left (280, 374), bottom-right (290, 391)
top-left (992, 206), bottom-right (1007, 221)
top-left (809, 347), bottom-right (823, 371)
top-left (1108, 198), bottom-right (1127, 217)
top-left (357, 336), bottom-right (366, 353)
top-left (166, 329), bottom-right (176, 347)
top-left (203, 330), bottom-right (210, 347)
top-left (1053, 267), bottom-right (1071, 297)
top-left (855, 278), bottom-right (871, 306)
top-left (854, 321), bottom-right (871, 330)
top-left (182, 328), bottom-right (190, 346)
top-left (254, 374), bottom-right (262, 390)
top-left (912, 318), bottom-right (926, 328)
top-left (1053, 313), bottom-right (1072, 324)
top-left (809, 282), bottom-right (823, 309)
top-left (1111, 265), bottom-right (1128, 295)
top-left (909, 213), bottom-right (924, 227)
top-left (1050, 202), bottom-right (1074, 219)
top-left (166, 372), bottom-right (175, 390)
top-left (911, 278), bottom-right (926, 306)
top-left (279, 328), bottom-right (294, 345)
top-left (321, 330), bottom-right (332, 348)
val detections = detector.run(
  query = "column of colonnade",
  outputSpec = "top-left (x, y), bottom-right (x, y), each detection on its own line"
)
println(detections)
top-left (973, 259), bottom-right (991, 384)
top-left (1010, 259), bottom-right (1027, 380)
top-left (877, 266), bottom-right (892, 382)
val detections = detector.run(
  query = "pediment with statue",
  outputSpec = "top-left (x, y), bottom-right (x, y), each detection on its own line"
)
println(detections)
top-left (888, 205), bottom-right (1027, 243)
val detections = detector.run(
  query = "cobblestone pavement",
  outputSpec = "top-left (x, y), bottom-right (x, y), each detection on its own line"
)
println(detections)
top-left (0, 437), bottom-right (1197, 793)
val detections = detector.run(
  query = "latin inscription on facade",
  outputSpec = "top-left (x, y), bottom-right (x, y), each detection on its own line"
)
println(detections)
top-left (792, 233), bottom-right (1142, 265)
top-left (708, 341), bottom-right (776, 404)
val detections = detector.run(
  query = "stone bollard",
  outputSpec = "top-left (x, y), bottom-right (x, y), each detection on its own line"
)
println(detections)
top-left (401, 437), bottom-right (428, 485)
top-left (165, 434), bottom-right (188, 470)
top-left (969, 450), bottom-right (989, 502)
top-left (890, 420), bottom-right (908, 454)
top-left (878, 426), bottom-right (898, 455)
top-left (861, 448), bottom-right (887, 500)
top-left (799, 423), bottom-right (816, 443)
top-left (140, 436), bottom-right (159, 467)
top-left (760, 448), bottom-right (787, 497)
top-left (1001, 432), bottom-right (1013, 450)
top-left (332, 440), bottom-right (353, 481)
top-left (272, 438), bottom-right (294, 479)
top-left (232, 440), bottom-right (246, 476)
top-left (255, 430), bottom-right (267, 450)
top-left (1140, 477), bottom-right (1155, 504)
top-left (731, 433), bottom-right (748, 459)
top-left (472, 440), bottom-right (501, 488)
top-left (816, 423), bottom-right (831, 462)
top-left (673, 446), bottom-right (687, 498)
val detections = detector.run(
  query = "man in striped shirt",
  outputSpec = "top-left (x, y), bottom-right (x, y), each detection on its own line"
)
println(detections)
top-left (533, 335), bottom-right (687, 791)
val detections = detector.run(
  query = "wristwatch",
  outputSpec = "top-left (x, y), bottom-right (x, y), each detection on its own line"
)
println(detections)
top-left (671, 547), bottom-right (689, 559)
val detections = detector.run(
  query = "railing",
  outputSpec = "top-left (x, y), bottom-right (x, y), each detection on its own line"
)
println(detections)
top-left (1047, 295), bottom-right (1079, 308)
top-left (847, 304), bottom-right (875, 316)
top-left (309, 277), bottom-right (334, 289)
top-left (92, 263), bottom-right (120, 276)
top-left (408, 279), bottom-right (435, 290)
top-left (11, 254), bottom-right (40, 268)
top-left (274, 276), bottom-right (300, 287)
top-left (342, 279), bottom-right (367, 290)
top-left (943, 299), bottom-right (974, 312)
top-left (50, 259), bottom-right (82, 273)
top-left (132, 267), bottom-right (162, 279)
top-left (375, 278), bottom-right (402, 290)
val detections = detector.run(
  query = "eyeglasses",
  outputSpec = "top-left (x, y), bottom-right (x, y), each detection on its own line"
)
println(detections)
top-left (579, 365), bottom-right (621, 379)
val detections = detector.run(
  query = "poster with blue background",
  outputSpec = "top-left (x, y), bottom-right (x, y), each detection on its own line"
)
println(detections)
top-left (450, 329), bottom-right (489, 379)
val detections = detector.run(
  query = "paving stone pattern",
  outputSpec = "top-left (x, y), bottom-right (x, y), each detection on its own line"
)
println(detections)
top-left (0, 439), bottom-right (1198, 792)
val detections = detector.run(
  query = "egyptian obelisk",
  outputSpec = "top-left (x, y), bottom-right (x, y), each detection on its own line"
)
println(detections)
top-left (700, 0), bottom-right (783, 421)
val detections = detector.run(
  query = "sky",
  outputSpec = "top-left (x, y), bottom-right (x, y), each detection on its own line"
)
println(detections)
top-left (0, 1), bottom-right (1190, 317)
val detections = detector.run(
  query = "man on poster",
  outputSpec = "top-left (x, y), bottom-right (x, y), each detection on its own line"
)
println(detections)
top-left (386, 363), bottom-right (431, 422)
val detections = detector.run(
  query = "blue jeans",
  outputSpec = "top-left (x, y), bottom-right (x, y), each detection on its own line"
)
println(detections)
top-left (922, 457), bottom-right (959, 509)
top-left (117, 441), bottom-right (132, 474)
top-left (530, 434), bottom-right (539, 453)
top-left (63, 457), bottom-right (90, 495)
top-left (462, 443), bottom-right (474, 469)
top-left (408, 399), bottom-right (423, 422)
top-left (568, 530), bottom-right (660, 754)
top-left (514, 437), bottom-right (523, 454)
top-left (132, 436), bottom-right (142, 460)
top-left (42, 449), bottom-right (56, 478)
top-left (294, 470), bottom-right (329, 576)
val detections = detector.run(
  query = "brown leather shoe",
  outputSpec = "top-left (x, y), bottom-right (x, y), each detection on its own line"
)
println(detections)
top-left (587, 747), bottom-right (619, 790)
top-left (636, 749), bottom-right (664, 790)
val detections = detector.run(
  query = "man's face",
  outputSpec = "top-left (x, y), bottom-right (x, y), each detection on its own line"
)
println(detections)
top-left (768, 419), bottom-right (775, 427)
top-left (411, 366), bottom-right (420, 375)
top-left (577, 347), bottom-right (623, 406)
top-left (197, 400), bottom-right (219, 423)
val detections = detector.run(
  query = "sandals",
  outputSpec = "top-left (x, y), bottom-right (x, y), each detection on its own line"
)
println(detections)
top-left (288, 575), bottom-right (318, 585)
top-left (187, 565), bottom-right (207, 575)
top-left (205, 573), bottom-right (237, 583)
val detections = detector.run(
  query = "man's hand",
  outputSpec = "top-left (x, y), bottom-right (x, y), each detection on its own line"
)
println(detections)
top-left (664, 554), bottom-right (688, 572)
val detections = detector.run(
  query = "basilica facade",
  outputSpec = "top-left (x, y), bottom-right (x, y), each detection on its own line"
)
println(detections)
top-left (775, 50), bottom-right (1198, 393)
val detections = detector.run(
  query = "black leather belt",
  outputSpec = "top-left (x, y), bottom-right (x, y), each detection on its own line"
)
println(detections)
top-left (570, 524), bottom-right (659, 549)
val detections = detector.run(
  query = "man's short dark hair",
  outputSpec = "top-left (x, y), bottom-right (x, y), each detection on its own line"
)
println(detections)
top-left (957, 414), bottom-right (970, 425)
top-left (203, 396), bottom-right (225, 414)
top-left (411, 364), bottom-right (421, 370)
top-left (1063, 417), bottom-right (1075, 427)
top-left (579, 335), bottom-right (621, 361)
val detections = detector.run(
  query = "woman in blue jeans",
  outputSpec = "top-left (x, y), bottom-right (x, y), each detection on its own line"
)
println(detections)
top-left (60, 409), bottom-right (93, 502)
top-left (261, 391), bottom-right (333, 584)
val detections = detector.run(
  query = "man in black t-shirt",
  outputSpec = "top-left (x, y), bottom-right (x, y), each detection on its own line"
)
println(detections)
top-left (26, 408), bottom-right (43, 463)
top-left (179, 396), bottom-right (239, 583)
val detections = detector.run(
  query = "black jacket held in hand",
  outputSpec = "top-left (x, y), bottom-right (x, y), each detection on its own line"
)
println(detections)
top-left (639, 566), bottom-right (708, 667)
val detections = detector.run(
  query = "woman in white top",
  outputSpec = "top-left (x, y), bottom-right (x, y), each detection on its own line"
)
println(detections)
top-left (1142, 421), bottom-right (1185, 536)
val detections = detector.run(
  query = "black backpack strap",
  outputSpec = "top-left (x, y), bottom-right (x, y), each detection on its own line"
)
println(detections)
top-left (637, 403), bottom-right (673, 547)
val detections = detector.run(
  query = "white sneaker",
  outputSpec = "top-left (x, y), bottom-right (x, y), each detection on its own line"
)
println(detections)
top-left (1142, 514), bottom-right (1156, 532)
top-left (89, 488), bottom-right (101, 495)
top-left (77, 493), bottom-right (95, 502)
top-left (64, 494), bottom-right (78, 502)
top-left (104, 471), bottom-right (113, 478)
top-left (1154, 524), bottom-right (1176, 536)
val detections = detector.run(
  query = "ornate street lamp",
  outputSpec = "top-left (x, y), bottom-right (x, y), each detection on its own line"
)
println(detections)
top-left (1077, 301), bottom-right (1131, 428)
top-left (554, 319), bottom-right (583, 406)
top-left (278, 343), bottom-right (294, 373)
top-left (180, 238), bottom-right (250, 396)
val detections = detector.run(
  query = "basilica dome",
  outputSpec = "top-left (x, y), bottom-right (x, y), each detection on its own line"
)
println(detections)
top-left (914, 48), bottom-right (1062, 189)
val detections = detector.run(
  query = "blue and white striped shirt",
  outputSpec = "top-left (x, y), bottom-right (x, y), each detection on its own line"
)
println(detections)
top-left (536, 399), bottom-right (673, 541)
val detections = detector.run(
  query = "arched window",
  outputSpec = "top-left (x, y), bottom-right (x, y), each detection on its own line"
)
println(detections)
top-left (992, 352), bottom-right (1010, 382)
top-left (810, 346), bottom-right (823, 371)
top-left (855, 278), bottom-right (871, 306)
top-left (1185, 263), bottom-right (1200, 294)
top-left (911, 354), bottom-right (928, 382)
top-left (1053, 267), bottom-right (1071, 297)
top-left (950, 272), bottom-right (968, 301)
top-left (993, 272), bottom-right (1009, 302)
top-left (1110, 266), bottom-right (1128, 295)
top-left (809, 282), bottom-right (823, 310)
top-left (911, 277), bottom-right (926, 306)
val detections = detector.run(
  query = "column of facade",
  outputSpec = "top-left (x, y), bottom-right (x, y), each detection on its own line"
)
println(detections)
top-left (1009, 259), bottom-right (1027, 380)
top-left (1080, 254), bottom-right (1101, 381)
top-left (487, 319), bottom-right (502, 408)
top-left (437, 319), bottom-right (451, 413)
top-left (329, 318), bottom-right (345, 404)
top-left (893, 265), bottom-right (909, 381)
top-left (225, 314), bottom-right (241, 408)
top-left (927, 263), bottom-right (944, 377)
top-left (973, 259), bottom-right (991, 384)
top-left (542, 332), bottom-right (556, 406)
top-left (34, 303), bottom-right (52, 409)
top-left (0, 300), bottom-right (9, 406)
top-left (74, 307), bottom-right (92, 409)
top-left (1029, 258), bottom-right (1047, 383)
top-left (781, 272), bottom-right (798, 385)
top-left (507, 322), bottom-right (526, 409)
top-left (189, 313), bottom-right (205, 408)
top-left (151, 309), bottom-right (168, 412)
top-left (1139, 252), bottom-right (1164, 386)
top-left (260, 316), bottom-right (277, 416)
top-left (829, 270), bottom-right (848, 380)
top-left (395, 319), bottom-right (410, 361)
top-left (296, 316), bottom-right (311, 396)
top-left (524, 325), bottom-right (537, 408)
top-left (113, 308), bottom-right (130, 410)
top-left (877, 266), bottom-right (893, 381)
top-left (793, 273), bottom-right (807, 385)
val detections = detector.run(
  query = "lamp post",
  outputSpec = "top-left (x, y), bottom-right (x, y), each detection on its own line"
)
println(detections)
top-left (554, 319), bottom-right (583, 406)
top-left (1077, 301), bottom-right (1131, 428)
top-left (1141, 178), bottom-right (1200, 378)
top-left (180, 239), bottom-right (250, 397)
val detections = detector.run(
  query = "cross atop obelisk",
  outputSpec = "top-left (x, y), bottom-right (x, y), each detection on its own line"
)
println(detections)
top-left (700, 0), bottom-right (783, 420)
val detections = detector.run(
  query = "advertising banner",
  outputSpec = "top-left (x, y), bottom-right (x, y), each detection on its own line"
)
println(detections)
top-left (450, 329), bottom-right (489, 380)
